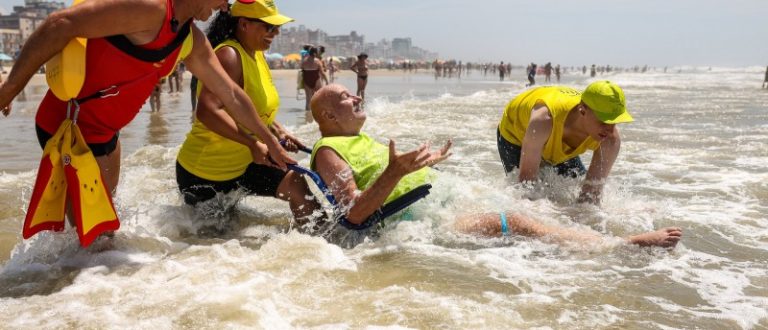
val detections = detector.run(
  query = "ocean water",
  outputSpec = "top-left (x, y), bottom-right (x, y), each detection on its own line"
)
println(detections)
top-left (0, 67), bottom-right (766, 329)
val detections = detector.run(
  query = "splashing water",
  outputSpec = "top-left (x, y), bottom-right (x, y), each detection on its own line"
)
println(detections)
top-left (0, 68), bottom-right (767, 328)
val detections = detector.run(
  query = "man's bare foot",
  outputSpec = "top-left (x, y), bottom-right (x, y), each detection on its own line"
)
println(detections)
top-left (627, 227), bottom-right (682, 248)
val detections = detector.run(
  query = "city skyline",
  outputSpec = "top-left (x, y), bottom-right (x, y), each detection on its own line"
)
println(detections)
top-left (269, 24), bottom-right (439, 61)
top-left (276, 0), bottom-right (768, 67)
top-left (0, 0), bottom-right (766, 66)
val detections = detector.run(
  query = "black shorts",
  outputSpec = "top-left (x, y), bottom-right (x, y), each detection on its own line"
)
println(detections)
top-left (496, 127), bottom-right (586, 178)
top-left (36, 124), bottom-right (119, 157)
top-left (176, 161), bottom-right (287, 205)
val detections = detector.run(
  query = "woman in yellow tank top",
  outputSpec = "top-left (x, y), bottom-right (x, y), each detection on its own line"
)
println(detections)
top-left (497, 81), bottom-right (634, 204)
top-left (176, 0), bottom-right (318, 222)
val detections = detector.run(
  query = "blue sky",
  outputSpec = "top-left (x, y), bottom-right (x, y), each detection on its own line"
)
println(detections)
top-left (2, 0), bottom-right (765, 66)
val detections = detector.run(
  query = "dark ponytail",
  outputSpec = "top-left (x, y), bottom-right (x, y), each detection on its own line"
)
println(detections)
top-left (205, 6), bottom-right (238, 49)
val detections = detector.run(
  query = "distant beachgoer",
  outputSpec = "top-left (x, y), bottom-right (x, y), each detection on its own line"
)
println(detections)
top-left (590, 64), bottom-right (597, 78)
top-left (763, 66), bottom-right (768, 89)
top-left (498, 61), bottom-right (505, 81)
top-left (167, 68), bottom-right (179, 93)
top-left (300, 44), bottom-right (311, 59)
top-left (350, 53), bottom-right (369, 100)
top-left (582, 65), bottom-right (587, 75)
top-left (526, 62), bottom-right (537, 87)
top-left (176, 0), bottom-right (316, 221)
top-left (544, 62), bottom-right (552, 83)
top-left (300, 47), bottom-right (328, 111)
top-left (555, 64), bottom-right (561, 83)
top-left (176, 62), bottom-right (185, 92)
top-left (317, 46), bottom-right (327, 87)
top-left (150, 79), bottom-right (163, 112)
top-left (328, 58), bottom-right (337, 83)
top-left (309, 84), bottom-right (681, 248)
top-left (497, 81), bottom-right (634, 204)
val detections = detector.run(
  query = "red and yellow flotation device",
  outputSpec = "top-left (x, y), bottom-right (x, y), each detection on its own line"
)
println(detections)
top-left (24, 0), bottom-right (120, 247)
top-left (45, 0), bottom-right (87, 102)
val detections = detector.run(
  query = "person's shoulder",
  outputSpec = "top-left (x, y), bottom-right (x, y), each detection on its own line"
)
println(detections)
top-left (95, 0), bottom-right (162, 9)
top-left (528, 102), bottom-right (554, 122)
top-left (212, 44), bottom-right (241, 70)
top-left (112, 0), bottom-right (166, 14)
top-left (314, 145), bottom-right (348, 167)
top-left (61, 0), bottom-right (164, 23)
top-left (315, 145), bottom-right (336, 157)
top-left (214, 43), bottom-right (239, 58)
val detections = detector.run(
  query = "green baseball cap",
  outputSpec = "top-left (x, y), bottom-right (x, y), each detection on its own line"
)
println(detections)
top-left (581, 81), bottom-right (633, 124)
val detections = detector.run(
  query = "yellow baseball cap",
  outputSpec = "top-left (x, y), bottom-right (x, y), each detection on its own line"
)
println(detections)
top-left (581, 80), bottom-right (634, 124)
top-left (231, 0), bottom-right (294, 26)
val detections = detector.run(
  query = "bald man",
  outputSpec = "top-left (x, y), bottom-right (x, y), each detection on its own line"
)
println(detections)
top-left (307, 84), bottom-right (682, 248)
top-left (310, 84), bottom-right (451, 227)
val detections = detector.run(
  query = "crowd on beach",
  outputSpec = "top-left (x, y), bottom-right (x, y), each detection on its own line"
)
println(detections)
top-left (0, 0), bottom-right (697, 254)
top-left (146, 56), bottom-right (734, 114)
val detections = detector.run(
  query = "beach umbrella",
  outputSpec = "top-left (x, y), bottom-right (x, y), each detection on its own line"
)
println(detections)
top-left (283, 53), bottom-right (302, 62)
top-left (328, 56), bottom-right (343, 63)
top-left (265, 53), bottom-right (283, 60)
top-left (0, 53), bottom-right (12, 61)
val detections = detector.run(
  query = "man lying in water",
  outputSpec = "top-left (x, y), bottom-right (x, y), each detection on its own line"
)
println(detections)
top-left (308, 84), bottom-right (682, 248)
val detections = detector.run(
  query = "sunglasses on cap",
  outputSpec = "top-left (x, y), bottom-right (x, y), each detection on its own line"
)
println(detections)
top-left (244, 18), bottom-right (280, 33)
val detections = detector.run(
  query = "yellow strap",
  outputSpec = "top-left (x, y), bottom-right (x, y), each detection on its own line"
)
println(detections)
top-left (162, 32), bottom-right (193, 79)
top-left (45, 0), bottom-right (87, 101)
top-left (178, 32), bottom-right (193, 62)
top-left (46, 0), bottom-right (194, 100)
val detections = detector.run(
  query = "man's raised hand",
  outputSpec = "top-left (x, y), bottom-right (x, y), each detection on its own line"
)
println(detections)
top-left (387, 139), bottom-right (452, 177)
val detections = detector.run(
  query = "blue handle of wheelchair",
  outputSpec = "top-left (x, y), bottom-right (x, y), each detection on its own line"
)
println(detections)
top-left (298, 145), bottom-right (312, 154)
top-left (280, 139), bottom-right (312, 154)
top-left (287, 164), bottom-right (338, 206)
top-left (284, 141), bottom-right (431, 231)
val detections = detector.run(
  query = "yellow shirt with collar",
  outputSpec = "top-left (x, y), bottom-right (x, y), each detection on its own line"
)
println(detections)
top-left (498, 86), bottom-right (600, 165)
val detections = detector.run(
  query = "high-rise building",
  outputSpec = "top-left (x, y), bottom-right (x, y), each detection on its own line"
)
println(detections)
top-left (0, 28), bottom-right (20, 55)
top-left (0, 0), bottom-right (65, 54)
top-left (391, 38), bottom-right (412, 59)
